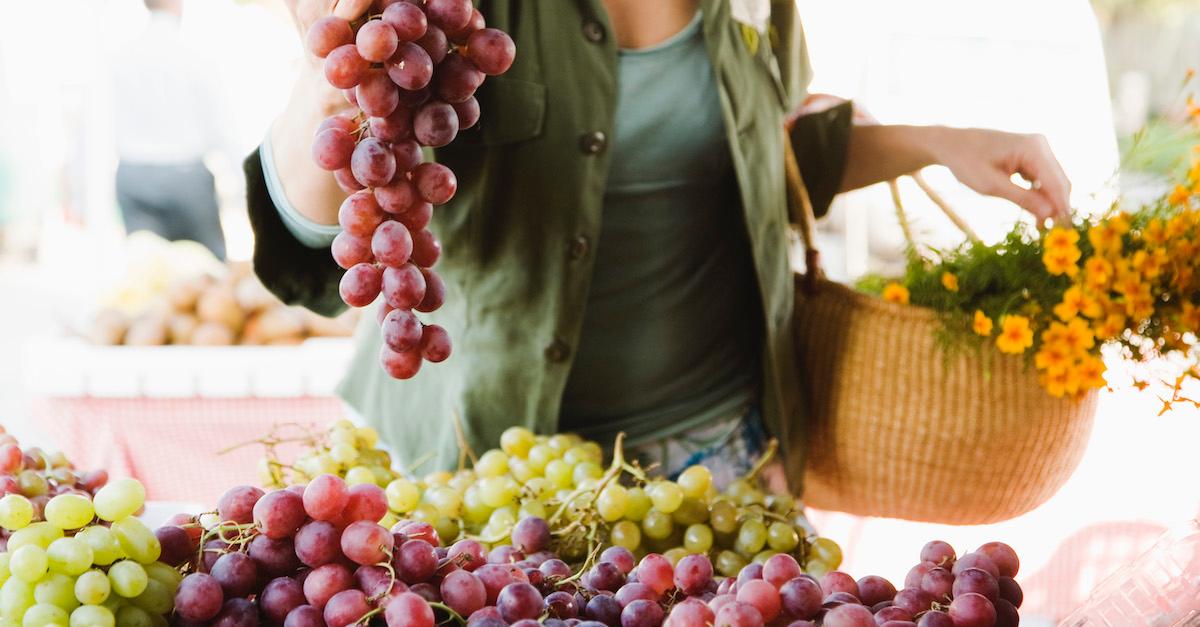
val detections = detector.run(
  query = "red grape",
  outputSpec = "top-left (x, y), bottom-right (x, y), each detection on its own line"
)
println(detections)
top-left (539, 558), bottom-right (571, 581)
top-left (332, 231), bottom-right (374, 269)
top-left (497, 582), bottom-right (543, 623)
top-left (714, 601), bottom-right (763, 627)
top-left (175, 573), bottom-right (225, 622)
top-left (324, 589), bottom-right (372, 627)
top-left (334, 166), bottom-right (367, 193)
top-left (304, 563), bottom-right (355, 610)
top-left (383, 2), bottom-right (428, 42)
top-left (994, 599), bottom-right (1019, 627)
top-left (373, 221), bottom-right (415, 267)
top-left (211, 552), bottom-right (258, 598)
top-left (325, 44), bottom-right (369, 89)
top-left (416, 25), bottom-right (449, 64)
top-left (762, 554), bottom-right (802, 589)
top-left (371, 108), bottom-right (414, 143)
top-left (312, 128), bottom-right (356, 171)
top-left (398, 202), bottom-right (434, 232)
top-left (357, 19), bottom-right (399, 62)
top-left (512, 517), bottom-right (551, 553)
top-left (452, 97), bottom-right (481, 130)
top-left (614, 582), bottom-right (657, 608)
top-left (917, 610), bottom-right (955, 627)
top-left (948, 592), bottom-right (996, 627)
top-left (413, 101), bottom-right (459, 147)
top-left (387, 42), bottom-right (435, 91)
top-left (892, 588), bottom-right (934, 616)
top-left (382, 308), bottom-right (423, 352)
top-left (351, 137), bottom-right (397, 187)
top-left (357, 68), bottom-right (401, 117)
top-left (339, 190), bottom-right (387, 237)
top-left (737, 579), bottom-right (781, 622)
top-left (382, 263), bottom-right (427, 309)
top-left (446, 8), bottom-right (485, 43)
top-left (876, 607), bottom-right (915, 622)
top-left (586, 594), bottom-right (623, 626)
top-left (997, 576), bottom-right (1023, 608)
top-left (248, 534), bottom-right (301, 577)
top-left (345, 483), bottom-right (389, 522)
top-left (385, 591), bottom-right (435, 627)
top-left (392, 140), bottom-right (424, 174)
top-left (155, 525), bottom-right (194, 567)
top-left (621, 598), bottom-right (664, 627)
top-left (675, 554), bottom-right (713, 596)
top-left (308, 16), bottom-right (354, 58)
top-left (303, 473), bottom-right (350, 521)
top-left (465, 28), bottom-right (516, 75)
top-left (635, 554), bottom-right (674, 596)
top-left (953, 553), bottom-right (1000, 578)
top-left (667, 598), bottom-right (714, 627)
top-left (295, 520), bottom-right (342, 568)
top-left (376, 179), bottom-right (423, 215)
top-left (339, 263), bottom-right (383, 308)
top-left (920, 567), bottom-right (954, 601)
top-left (819, 572), bottom-right (859, 598)
top-left (920, 540), bottom-right (957, 568)
top-left (855, 575), bottom-right (895, 607)
top-left (904, 561), bottom-right (937, 590)
top-left (953, 567), bottom-right (1000, 603)
top-left (342, 520), bottom-right (395, 565)
top-left (284, 605), bottom-right (325, 627)
top-left (434, 52), bottom-right (485, 103)
top-left (398, 86), bottom-right (432, 108)
top-left (416, 268), bottom-right (446, 312)
top-left (261, 577), bottom-right (308, 624)
top-left (412, 162), bottom-right (457, 205)
top-left (395, 538), bottom-right (439, 583)
top-left (822, 604), bottom-right (874, 627)
top-left (441, 570), bottom-right (487, 617)
top-left (778, 576), bottom-right (821, 620)
top-left (976, 542), bottom-right (1019, 577)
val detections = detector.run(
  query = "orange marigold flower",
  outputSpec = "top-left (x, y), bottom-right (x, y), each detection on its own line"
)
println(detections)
top-left (1180, 302), bottom-right (1200, 333)
top-left (1084, 257), bottom-right (1113, 290)
top-left (1132, 248), bottom-right (1168, 279)
top-left (1171, 185), bottom-right (1194, 207)
top-left (1124, 286), bottom-right (1156, 322)
top-left (1088, 223), bottom-right (1123, 257)
top-left (1093, 313), bottom-right (1126, 341)
top-left (973, 310), bottom-right (993, 336)
top-left (1034, 343), bottom-right (1070, 375)
top-left (1063, 318), bottom-right (1097, 354)
top-left (1142, 219), bottom-right (1167, 246)
top-left (1044, 227), bottom-right (1080, 251)
top-left (1074, 356), bottom-right (1108, 391)
top-left (941, 272), bottom-right (959, 292)
top-left (996, 315), bottom-right (1034, 354)
top-left (1113, 269), bottom-right (1144, 297)
top-left (1043, 251), bottom-right (1079, 277)
top-left (882, 282), bottom-right (909, 305)
top-left (1041, 365), bottom-right (1080, 398)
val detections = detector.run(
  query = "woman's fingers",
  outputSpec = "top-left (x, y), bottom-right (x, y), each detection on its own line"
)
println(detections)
top-left (1016, 135), bottom-right (1072, 222)
top-left (333, 0), bottom-right (373, 20)
top-left (984, 174), bottom-right (1056, 222)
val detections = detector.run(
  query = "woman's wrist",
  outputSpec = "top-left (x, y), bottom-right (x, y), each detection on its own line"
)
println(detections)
top-left (267, 70), bottom-right (349, 226)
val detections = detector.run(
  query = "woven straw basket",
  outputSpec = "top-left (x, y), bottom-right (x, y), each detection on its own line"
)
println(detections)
top-left (783, 133), bottom-right (1099, 524)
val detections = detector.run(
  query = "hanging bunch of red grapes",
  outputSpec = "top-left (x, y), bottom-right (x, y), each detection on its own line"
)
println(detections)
top-left (307, 0), bottom-right (515, 379)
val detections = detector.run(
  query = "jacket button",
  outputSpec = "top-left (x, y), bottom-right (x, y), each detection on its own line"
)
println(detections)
top-left (545, 339), bottom-right (570, 363)
top-left (582, 19), bottom-right (606, 43)
top-left (569, 235), bottom-right (590, 260)
top-left (579, 131), bottom-right (607, 155)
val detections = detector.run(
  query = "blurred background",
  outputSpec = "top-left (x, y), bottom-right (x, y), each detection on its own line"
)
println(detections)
top-left (1, 0), bottom-right (1198, 624)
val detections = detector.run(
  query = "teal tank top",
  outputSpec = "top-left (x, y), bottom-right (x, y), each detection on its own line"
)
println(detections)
top-left (559, 13), bottom-right (762, 444)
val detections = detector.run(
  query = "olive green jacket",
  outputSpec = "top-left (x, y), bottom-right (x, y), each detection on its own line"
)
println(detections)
top-left (245, 0), bottom-right (852, 488)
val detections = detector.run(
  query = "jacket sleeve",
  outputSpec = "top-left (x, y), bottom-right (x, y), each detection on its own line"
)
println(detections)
top-left (771, 3), bottom-right (853, 218)
top-left (244, 147), bottom-right (347, 317)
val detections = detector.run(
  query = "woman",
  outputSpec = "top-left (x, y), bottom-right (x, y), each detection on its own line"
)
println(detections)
top-left (247, 0), bottom-right (1070, 487)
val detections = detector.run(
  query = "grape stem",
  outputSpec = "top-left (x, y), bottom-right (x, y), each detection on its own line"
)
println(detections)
top-left (451, 409), bottom-right (479, 471)
top-left (428, 601), bottom-right (466, 626)
top-left (548, 433), bottom-right (628, 527)
top-left (354, 607), bottom-right (383, 626)
top-left (743, 438), bottom-right (779, 482)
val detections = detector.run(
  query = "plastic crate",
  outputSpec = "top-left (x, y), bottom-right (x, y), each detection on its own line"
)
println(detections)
top-left (24, 338), bottom-right (354, 504)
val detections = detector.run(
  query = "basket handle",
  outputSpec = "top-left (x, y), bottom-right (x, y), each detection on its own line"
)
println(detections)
top-left (783, 129), bottom-right (823, 294)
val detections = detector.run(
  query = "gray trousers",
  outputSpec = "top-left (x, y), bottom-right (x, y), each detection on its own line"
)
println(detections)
top-left (116, 160), bottom-right (226, 260)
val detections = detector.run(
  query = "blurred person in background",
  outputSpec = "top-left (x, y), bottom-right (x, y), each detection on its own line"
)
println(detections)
top-left (111, 0), bottom-right (227, 260)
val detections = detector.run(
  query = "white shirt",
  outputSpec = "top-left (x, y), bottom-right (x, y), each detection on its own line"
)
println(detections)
top-left (112, 12), bottom-right (224, 164)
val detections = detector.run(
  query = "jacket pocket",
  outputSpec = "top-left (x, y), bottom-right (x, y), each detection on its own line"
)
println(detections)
top-left (473, 77), bottom-right (547, 146)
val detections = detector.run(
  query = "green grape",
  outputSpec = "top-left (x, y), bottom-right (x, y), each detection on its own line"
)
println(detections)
top-left (641, 510), bottom-right (674, 541)
top-left (142, 563), bottom-right (181, 596)
top-left (578, 442), bottom-right (603, 463)
top-left (113, 605), bottom-right (153, 627)
top-left (596, 484), bottom-right (628, 522)
top-left (478, 477), bottom-right (517, 509)
top-left (73, 528), bottom-right (122, 567)
top-left (33, 573), bottom-right (78, 612)
top-left (360, 448), bottom-right (393, 469)
top-left (487, 507), bottom-right (517, 529)
top-left (610, 520), bottom-right (641, 551)
top-left (424, 471), bottom-right (453, 486)
top-left (106, 562), bottom-right (147, 599)
top-left (766, 522), bottom-right (799, 552)
top-left (753, 550), bottom-right (779, 564)
top-left (74, 571), bottom-right (110, 606)
top-left (543, 460), bottom-right (573, 489)
top-left (385, 479), bottom-right (421, 513)
top-left (17, 471), bottom-right (48, 498)
top-left (424, 486), bottom-right (462, 517)
top-left (561, 447), bottom-right (591, 466)
top-left (411, 504), bottom-right (439, 525)
top-left (0, 552), bottom-right (10, 586)
top-left (766, 493), bottom-right (795, 515)
top-left (647, 482), bottom-right (684, 514)
top-left (380, 512), bottom-right (401, 530)
top-left (500, 427), bottom-right (535, 458)
top-left (312, 454), bottom-right (339, 475)
top-left (343, 466), bottom-right (376, 486)
top-left (329, 442), bottom-right (359, 466)
top-left (809, 536), bottom-right (843, 570)
top-left (715, 550), bottom-right (748, 577)
top-left (8, 523), bottom-right (63, 552)
top-left (128, 579), bottom-right (170, 615)
top-left (369, 465), bottom-right (393, 486)
top-left (11, 545), bottom-right (49, 583)
top-left (355, 425), bottom-right (380, 449)
top-left (670, 497), bottom-right (708, 526)
top-left (709, 500), bottom-right (738, 534)
top-left (109, 519), bottom-right (159, 565)
top-left (43, 495), bottom-right (94, 532)
top-left (448, 471), bottom-right (476, 492)
top-left (663, 548), bottom-right (688, 567)
top-left (676, 466), bottom-right (712, 499)
top-left (69, 604), bottom-right (114, 627)
top-left (805, 559), bottom-right (832, 578)
top-left (523, 478), bottom-right (552, 500)
top-left (328, 426), bottom-right (357, 448)
top-left (623, 487), bottom-right (652, 522)
top-left (99, 590), bottom-right (123, 614)
top-left (92, 479), bottom-right (144, 523)
top-left (1, 577), bottom-right (35, 617)
top-left (0, 495), bottom-right (34, 531)
top-left (526, 444), bottom-right (556, 472)
top-left (517, 500), bottom-right (546, 520)
top-left (571, 462), bottom-right (603, 487)
top-left (461, 486), bottom-right (491, 524)
top-left (47, 538), bottom-right (93, 576)
top-left (507, 458), bottom-right (534, 483)
top-left (434, 517), bottom-right (460, 546)
top-left (734, 519), bottom-right (768, 557)
top-left (19, 602), bottom-right (69, 626)
top-left (683, 524), bottom-right (714, 554)
top-left (475, 450), bottom-right (509, 478)
top-left (546, 434), bottom-right (575, 453)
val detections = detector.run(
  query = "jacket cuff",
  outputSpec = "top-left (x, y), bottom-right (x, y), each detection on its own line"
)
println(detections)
top-left (788, 100), bottom-right (854, 218)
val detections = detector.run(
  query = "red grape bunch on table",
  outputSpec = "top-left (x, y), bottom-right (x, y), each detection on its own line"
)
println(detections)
top-left (302, 0), bottom-right (514, 380)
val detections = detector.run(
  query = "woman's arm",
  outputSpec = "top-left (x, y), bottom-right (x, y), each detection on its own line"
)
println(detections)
top-left (840, 124), bottom-right (1072, 222)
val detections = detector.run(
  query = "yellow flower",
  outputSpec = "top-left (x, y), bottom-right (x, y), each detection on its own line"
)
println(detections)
top-left (1168, 185), bottom-right (1191, 207)
top-left (1043, 251), bottom-right (1079, 277)
top-left (1143, 219), bottom-right (1168, 246)
top-left (1093, 313), bottom-right (1126, 341)
top-left (1084, 257), bottom-right (1113, 290)
top-left (973, 310), bottom-right (993, 336)
top-left (1054, 286), bottom-right (1083, 321)
top-left (1073, 356), bottom-right (1108, 391)
top-left (1113, 269), bottom-right (1144, 297)
top-left (1044, 226), bottom-right (1080, 252)
top-left (882, 282), bottom-right (909, 305)
top-left (941, 272), bottom-right (959, 292)
top-left (1035, 343), bottom-right (1070, 375)
top-left (1124, 285), bottom-right (1155, 322)
top-left (1180, 302), bottom-right (1200, 333)
top-left (1041, 366), bottom-right (1080, 399)
top-left (1063, 318), bottom-right (1097, 354)
top-left (1132, 248), bottom-right (1168, 279)
top-left (1166, 214), bottom-right (1190, 240)
top-left (1088, 217), bottom-right (1128, 257)
top-left (995, 315), bottom-right (1034, 354)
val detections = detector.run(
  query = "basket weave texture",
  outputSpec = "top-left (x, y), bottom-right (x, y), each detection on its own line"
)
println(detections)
top-left (794, 277), bottom-right (1099, 524)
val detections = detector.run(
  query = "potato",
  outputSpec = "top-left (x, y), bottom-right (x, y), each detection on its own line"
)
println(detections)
top-left (303, 308), bottom-right (358, 337)
top-left (196, 286), bottom-right (246, 333)
top-left (167, 313), bottom-right (199, 345)
top-left (123, 313), bottom-right (169, 346)
top-left (164, 275), bottom-right (212, 312)
top-left (234, 274), bottom-right (277, 313)
top-left (191, 321), bottom-right (236, 346)
top-left (258, 308), bottom-right (306, 342)
top-left (88, 308), bottom-right (129, 345)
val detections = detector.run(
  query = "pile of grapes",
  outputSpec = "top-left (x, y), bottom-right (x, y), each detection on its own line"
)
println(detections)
top-left (0, 426), bottom-right (109, 542)
top-left (307, 0), bottom-right (516, 379)
top-left (0, 478), bottom-right (178, 626)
